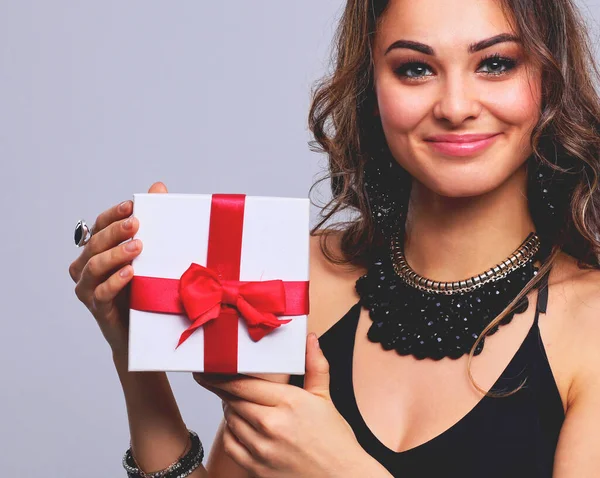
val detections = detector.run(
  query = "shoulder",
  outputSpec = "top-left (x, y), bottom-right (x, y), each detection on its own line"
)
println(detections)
top-left (548, 251), bottom-right (600, 406)
top-left (550, 252), bottom-right (600, 472)
top-left (308, 230), bottom-right (366, 338)
top-left (549, 251), bottom-right (600, 333)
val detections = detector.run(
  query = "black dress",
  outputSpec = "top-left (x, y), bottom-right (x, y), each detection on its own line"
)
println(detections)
top-left (289, 274), bottom-right (565, 477)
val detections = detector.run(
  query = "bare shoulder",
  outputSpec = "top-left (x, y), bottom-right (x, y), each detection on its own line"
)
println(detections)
top-left (550, 251), bottom-right (600, 331)
top-left (549, 252), bottom-right (600, 474)
top-left (548, 251), bottom-right (600, 405)
top-left (308, 230), bottom-right (366, 338)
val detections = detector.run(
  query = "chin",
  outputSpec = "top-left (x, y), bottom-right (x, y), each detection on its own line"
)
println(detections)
top-left (410, 163), bottom-right (522, 199)
top-left (425, 179), bottom-right (503, 198)
top-left (396, 146), bottom-right (529, 199)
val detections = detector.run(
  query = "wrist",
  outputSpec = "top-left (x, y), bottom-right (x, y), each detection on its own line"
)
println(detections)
top-left (112, 349), bottom-right (128, 367)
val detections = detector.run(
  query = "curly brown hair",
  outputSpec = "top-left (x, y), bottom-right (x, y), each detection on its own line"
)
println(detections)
top-left (307, 0), bottom-right (600, 396)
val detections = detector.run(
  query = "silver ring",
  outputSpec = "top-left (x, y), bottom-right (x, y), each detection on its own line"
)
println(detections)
top-left (74, 219), bottom-right (93, 247)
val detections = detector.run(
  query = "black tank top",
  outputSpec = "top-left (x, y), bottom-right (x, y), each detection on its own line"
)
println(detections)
top-left (289, 274), bottom-right (565, 477)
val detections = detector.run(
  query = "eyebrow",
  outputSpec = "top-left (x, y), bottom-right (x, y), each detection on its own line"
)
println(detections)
top-left (384, 33), bottom-right (521, 56)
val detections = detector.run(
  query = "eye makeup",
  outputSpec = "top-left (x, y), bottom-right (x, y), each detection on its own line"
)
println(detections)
top-left (392, 52), bottom-right (520, 81)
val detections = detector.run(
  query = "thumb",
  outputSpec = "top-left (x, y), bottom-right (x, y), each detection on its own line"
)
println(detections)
top-left (303, 333), bottom-right (331, 400)
top-left (148, 181), bottom-right (168, 193)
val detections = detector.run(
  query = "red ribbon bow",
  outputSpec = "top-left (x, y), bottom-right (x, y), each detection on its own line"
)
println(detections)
top-left (177, 263), bottom-right (291, 347)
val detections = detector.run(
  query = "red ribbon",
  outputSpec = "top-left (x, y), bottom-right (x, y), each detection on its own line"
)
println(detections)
top-left (129, 194), bottom-right (309, 373)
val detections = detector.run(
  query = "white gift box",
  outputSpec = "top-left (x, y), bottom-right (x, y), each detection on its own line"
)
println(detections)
top-left (127, 193), bottom-right (310, 374)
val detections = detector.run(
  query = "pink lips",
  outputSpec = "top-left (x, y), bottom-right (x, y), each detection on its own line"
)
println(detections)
top-left (424, 133), bottom-right (501, 157)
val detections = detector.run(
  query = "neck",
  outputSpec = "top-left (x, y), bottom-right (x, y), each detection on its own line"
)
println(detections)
top-left (403, 165), bottom-right (535, 282)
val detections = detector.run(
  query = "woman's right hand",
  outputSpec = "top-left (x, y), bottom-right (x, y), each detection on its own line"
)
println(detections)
top-left (69, 181), bottom-right (168, 358)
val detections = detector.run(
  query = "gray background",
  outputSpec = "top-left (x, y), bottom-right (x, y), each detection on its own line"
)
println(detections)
top-left (1, 1), bottom-right (598, 476)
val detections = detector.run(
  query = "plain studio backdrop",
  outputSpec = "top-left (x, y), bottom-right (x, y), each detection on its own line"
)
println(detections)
top-left (0, 1), bottom-right (598, 476)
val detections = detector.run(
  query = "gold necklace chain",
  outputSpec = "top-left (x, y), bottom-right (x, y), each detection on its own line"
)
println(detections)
top-left (390, 232), bottom-right (541, 295)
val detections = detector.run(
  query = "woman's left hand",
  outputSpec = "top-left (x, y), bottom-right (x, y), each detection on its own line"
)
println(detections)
top-left (193, 333), bottom-right (391, 478)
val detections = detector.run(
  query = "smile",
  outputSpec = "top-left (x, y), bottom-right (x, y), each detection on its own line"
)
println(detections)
top-left (425, 133), bottom-right (501, 157)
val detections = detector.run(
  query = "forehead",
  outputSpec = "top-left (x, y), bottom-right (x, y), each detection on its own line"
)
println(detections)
top-left (376, 0), bottom-right (515, 50)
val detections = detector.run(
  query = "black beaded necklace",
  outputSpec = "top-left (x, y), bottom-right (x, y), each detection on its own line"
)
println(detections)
top-left (355, 236), bottom-right (544, 360)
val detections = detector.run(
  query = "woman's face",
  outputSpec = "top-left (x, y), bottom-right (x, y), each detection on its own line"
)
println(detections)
top-left (372, 0), bottom-right (542, 198)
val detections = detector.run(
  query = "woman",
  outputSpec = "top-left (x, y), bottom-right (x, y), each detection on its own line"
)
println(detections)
top-left (69, 0), bottom-right (600, 476)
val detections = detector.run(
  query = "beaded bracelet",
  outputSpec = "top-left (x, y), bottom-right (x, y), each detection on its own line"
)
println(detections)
top-left (122, 429), bottom-right (204, 478)
top-left (123, 429), bottom-right (203, 478)
top-left (129, 432), bottom-right (190, 478)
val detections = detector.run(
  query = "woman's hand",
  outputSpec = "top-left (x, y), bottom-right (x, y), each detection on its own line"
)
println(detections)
top-left (194, 334), bottom-right (391, 478)
top-left (69, 181), bottom-right (168, 358)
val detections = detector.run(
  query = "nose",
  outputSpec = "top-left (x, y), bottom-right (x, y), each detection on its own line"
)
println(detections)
top-left (432, 72), bottom-right (482, 126)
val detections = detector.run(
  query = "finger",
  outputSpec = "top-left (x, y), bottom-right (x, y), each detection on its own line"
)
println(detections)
top-left (200, 375), bottom-right (286, 406)
top-left (70, 200), bottom-right (136, 282)
top-left (91, 263), bottom-right (136, 312)
top-left (194, 376), bottom-right (239, 402)
top-left (225, 398), bottom-right (273, 434)
top-left (148, 181), bottom-right (168, 193)
top-left (223, 403), bottom-right (266, 457)
top-left (193, 372), bottom-right (239, 386)
top-left (93, 200), bottom-right (133, 237)
top-left (70, 181), bottom-right (166, 282)
top-left (196, 372), bottom-right (241, 381)
top-left (75, 236), bottom-right (142, 303)
top-left (195, 376), bottom-right (278, 428)
top-left (222, 422), bottom-right (261, 475)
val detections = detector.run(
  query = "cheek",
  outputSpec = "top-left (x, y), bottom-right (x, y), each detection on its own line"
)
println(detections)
top-left (376, 81), bottom-right (430, 132)
top-left (485, 75), bottom-right (542, 136)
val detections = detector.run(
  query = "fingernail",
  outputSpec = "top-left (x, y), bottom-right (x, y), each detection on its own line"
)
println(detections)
top-left (119, 267), bottom-right (131, 278)
top-left (311, 333), bottom-right (320, 350)
top-left (123, 218), bottom-right (133, 230)
top-left (118, 201), bottom-right (130, 213)
top-left (124, 239), bottom-right (139, 252)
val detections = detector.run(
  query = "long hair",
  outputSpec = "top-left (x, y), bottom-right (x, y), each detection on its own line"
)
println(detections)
top-left (307, 0), bottom-right (600, 396)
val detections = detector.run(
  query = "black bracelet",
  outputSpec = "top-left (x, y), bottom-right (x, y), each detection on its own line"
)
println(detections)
top-left (122, 429), bottom-right (204, 478)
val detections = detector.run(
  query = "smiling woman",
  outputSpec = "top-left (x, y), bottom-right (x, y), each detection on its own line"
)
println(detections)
top-left (70, 0), bottom-right (600, 477)
top-left (295, 0), bottom-right (600, 476)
